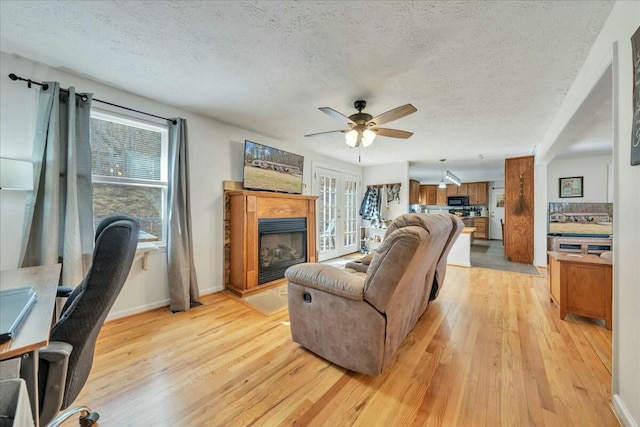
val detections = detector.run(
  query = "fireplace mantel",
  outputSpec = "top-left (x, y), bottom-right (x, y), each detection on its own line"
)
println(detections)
top-left (227, 190), bottom-right (317, 296)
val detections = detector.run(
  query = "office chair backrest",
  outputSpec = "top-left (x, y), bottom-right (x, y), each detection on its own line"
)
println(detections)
top-left (49, 215), bottom-right (139, 409)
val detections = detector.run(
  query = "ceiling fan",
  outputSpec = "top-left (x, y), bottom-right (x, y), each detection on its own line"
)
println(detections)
top-left (304, 100), bottom-right (417, 148)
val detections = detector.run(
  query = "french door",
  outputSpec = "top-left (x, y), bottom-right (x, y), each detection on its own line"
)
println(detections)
top-left (313, 166), bottom-right (361, 261)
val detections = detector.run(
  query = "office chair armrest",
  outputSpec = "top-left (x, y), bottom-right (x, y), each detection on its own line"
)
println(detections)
top-left (56, 286), bottom-right (73, 298)
top-left (39, 342), bottom-right (73, 425)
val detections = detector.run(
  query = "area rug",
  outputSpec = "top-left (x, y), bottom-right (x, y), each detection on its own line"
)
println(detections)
top-left (470, 241), bottom-right (540, 276)
top-left (241, 285), bottom-right (288, 316)
top-left (239, 253), bottom-right (362, 316)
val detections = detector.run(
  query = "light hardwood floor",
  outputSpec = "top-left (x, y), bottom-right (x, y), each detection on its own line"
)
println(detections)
top-left (63, 265), bottom-right (618, 426)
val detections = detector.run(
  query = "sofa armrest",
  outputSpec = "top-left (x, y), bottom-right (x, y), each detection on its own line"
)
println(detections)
top-left (285, 263), bottom-right (365, 300)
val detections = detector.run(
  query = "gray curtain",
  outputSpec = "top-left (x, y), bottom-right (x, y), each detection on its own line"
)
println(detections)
top-left (21, 83), bottom-right (94, 287)
top-left (167, 118), bottom-right (200, 312)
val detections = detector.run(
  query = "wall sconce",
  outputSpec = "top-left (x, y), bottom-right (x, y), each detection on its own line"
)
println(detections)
top-left (0, 158), bottom-right (33, 190)
top-left (445, 171), bottom-right (462, 186)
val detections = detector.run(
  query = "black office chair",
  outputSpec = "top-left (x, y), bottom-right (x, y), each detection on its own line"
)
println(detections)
top-left (37, 215), bottom-right (139, 426)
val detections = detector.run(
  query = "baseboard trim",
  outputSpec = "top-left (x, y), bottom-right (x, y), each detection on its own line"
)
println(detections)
top-left (106, 285), bottom-right (224, 321)
top-left (613, 393), bottom-right (638, 427)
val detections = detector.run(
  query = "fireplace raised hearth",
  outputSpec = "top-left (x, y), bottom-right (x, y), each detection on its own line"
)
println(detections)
top-left (227, 190), bottom-right (317, 296)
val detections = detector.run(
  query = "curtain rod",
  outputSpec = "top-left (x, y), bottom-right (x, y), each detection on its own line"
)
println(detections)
top-left (8, 73), bottom-right (177, 125)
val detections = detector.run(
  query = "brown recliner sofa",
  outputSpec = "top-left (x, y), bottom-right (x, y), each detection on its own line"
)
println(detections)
top-left (285, 213), bottom-right (464, 376)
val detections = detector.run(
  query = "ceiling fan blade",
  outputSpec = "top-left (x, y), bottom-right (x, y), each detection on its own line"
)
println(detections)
top-left (368, 104), bottom-right (417, 127)
top-left (373, 128), bottom-right (414, 139)
top-left (304, 129), bottom-right (349, 137)
top-left (319, 107), bottom-right (356, 126)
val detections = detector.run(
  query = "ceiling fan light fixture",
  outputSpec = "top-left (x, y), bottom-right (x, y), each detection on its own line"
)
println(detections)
top-left (361, 129), bottom-right (376, 147)
top-left (345, 129), bottom-right (358, 147)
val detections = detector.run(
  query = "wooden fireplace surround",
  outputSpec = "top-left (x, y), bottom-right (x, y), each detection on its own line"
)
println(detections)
top-left (227, 190), bottom-right (317, 297)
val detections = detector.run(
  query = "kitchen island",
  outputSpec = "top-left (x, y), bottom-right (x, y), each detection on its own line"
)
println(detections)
top-left (447, 226), bottom-right (476, 267)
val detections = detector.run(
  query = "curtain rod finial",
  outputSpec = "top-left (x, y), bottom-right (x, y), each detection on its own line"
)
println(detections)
top-left (9, 73), bottom-right (18, 81)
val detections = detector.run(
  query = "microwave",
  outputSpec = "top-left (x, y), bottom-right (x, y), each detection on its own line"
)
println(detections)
top-left (447, 196), bottom-right (469, 206)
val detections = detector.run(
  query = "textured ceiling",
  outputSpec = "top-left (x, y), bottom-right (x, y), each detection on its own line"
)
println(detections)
top-left (0, 1), bottom-right (614, 182)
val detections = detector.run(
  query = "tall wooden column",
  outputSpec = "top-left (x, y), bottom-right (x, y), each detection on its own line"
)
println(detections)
top-left (504, 155), bottom-right (534, 264)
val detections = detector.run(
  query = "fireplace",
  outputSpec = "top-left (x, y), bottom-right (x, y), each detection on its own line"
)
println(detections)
top-left (227, 190), bottom-right (317, 296)
top-left (258, 218), bottom-right (307, 284)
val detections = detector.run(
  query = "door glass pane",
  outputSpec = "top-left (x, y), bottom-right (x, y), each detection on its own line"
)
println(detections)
top-left (343, 179), bottom-right (358, 247)
top-left (318, 175), bottom-right (337, 253)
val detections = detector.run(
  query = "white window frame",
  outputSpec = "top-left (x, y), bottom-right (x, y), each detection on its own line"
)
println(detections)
top-left (90, 109), bottom-right (169, 246)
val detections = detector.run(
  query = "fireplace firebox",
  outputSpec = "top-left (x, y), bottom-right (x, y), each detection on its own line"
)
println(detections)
top-left (258, 218), bottom-right (307, 284)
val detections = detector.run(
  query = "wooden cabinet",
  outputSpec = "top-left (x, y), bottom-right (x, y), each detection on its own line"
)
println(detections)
top-left (420, 184), bottom-right (437, 205)
top-left (436, 187), bottom-right (447, 205)
top-left (548, 251), bottom-right (612, 329)
top-left (547, 236), bottom-right (612, 255)
top-left (409, 179), bottom-right (420, 204)
top-left (432, 181), bottom-right (488, 206)
top-left (466, 182), bottom-right (488, 205)
top-left (475, 182), bottom-right (488, 205)
top-left (472, 217), bottom-right (488, 239)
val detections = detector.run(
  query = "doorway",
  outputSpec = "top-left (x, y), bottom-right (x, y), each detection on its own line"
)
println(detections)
top-left (489, 186), bottom-right (505, 241)
top-left (313, 165), bottom-right (361, 261)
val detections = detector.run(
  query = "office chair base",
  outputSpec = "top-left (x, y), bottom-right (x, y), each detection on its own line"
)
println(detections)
top-left (47, 405), bottom-right (99, 427)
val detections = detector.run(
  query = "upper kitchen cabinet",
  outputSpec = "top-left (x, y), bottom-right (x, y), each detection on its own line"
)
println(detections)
top-left (472, 182), bottom-right (488, 205)
top-left (409, 179), bottom-right (420, 204)
top-left (420, 185), bottom-right (438, 205)
top-left (436, 187), bottom-right (447, 205)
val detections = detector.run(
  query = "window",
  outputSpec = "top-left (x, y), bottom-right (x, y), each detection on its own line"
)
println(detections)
top-left (90, 110), bottom-right (168, 243)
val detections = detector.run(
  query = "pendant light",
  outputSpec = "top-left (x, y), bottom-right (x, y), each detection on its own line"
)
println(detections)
top-left (438, 159), bottom-right (447, 189)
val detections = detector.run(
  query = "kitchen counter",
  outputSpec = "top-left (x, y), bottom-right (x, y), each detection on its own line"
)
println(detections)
top-left (447, 226), bottom-right (475, 267)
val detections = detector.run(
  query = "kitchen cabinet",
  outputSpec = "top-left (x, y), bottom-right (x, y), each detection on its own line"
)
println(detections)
top-left (446, 184), bottom-right (458, 197)
top-left (457, 183), bottom-right (468, 196)
top-left (475, 182), bottom-right (488, 205)
top-left (409, 179), bottom-right (420, 204)
top-left (472, 217), bottom-right (488, 239)
top-left (466, 182), bottom-right (488, 205)
top-left (436, 187), bottom-right (447, 205)
top-left (420, 185), bottom-right (437, 205)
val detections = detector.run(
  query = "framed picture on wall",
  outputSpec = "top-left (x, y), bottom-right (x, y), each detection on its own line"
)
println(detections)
top-left (559, 176), bottom-right (583, 198)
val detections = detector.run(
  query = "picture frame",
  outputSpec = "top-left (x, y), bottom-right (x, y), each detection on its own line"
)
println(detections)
top-left (559, 176), bottom-right (583, 198)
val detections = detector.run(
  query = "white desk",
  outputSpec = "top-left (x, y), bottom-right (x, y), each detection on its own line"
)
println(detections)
top-left (1, 264), bottom-right (61, 427)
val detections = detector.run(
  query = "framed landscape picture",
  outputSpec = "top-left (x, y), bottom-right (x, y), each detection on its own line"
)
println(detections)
top-left (559, 176), bottom-right (583, 198)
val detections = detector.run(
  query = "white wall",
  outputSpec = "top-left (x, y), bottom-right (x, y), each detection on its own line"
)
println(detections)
top-left (0, 52), bottom-right (361, 319)
top-left (536, 2), bottom-right (640, 425)
top-left (362, 161), bottom-right (410, 222)
top-left (547, 155), bottom-right (612, 202)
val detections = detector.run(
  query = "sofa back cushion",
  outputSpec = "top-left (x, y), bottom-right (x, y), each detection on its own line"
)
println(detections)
top-left (363, 214), bottom-right (453, 313)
